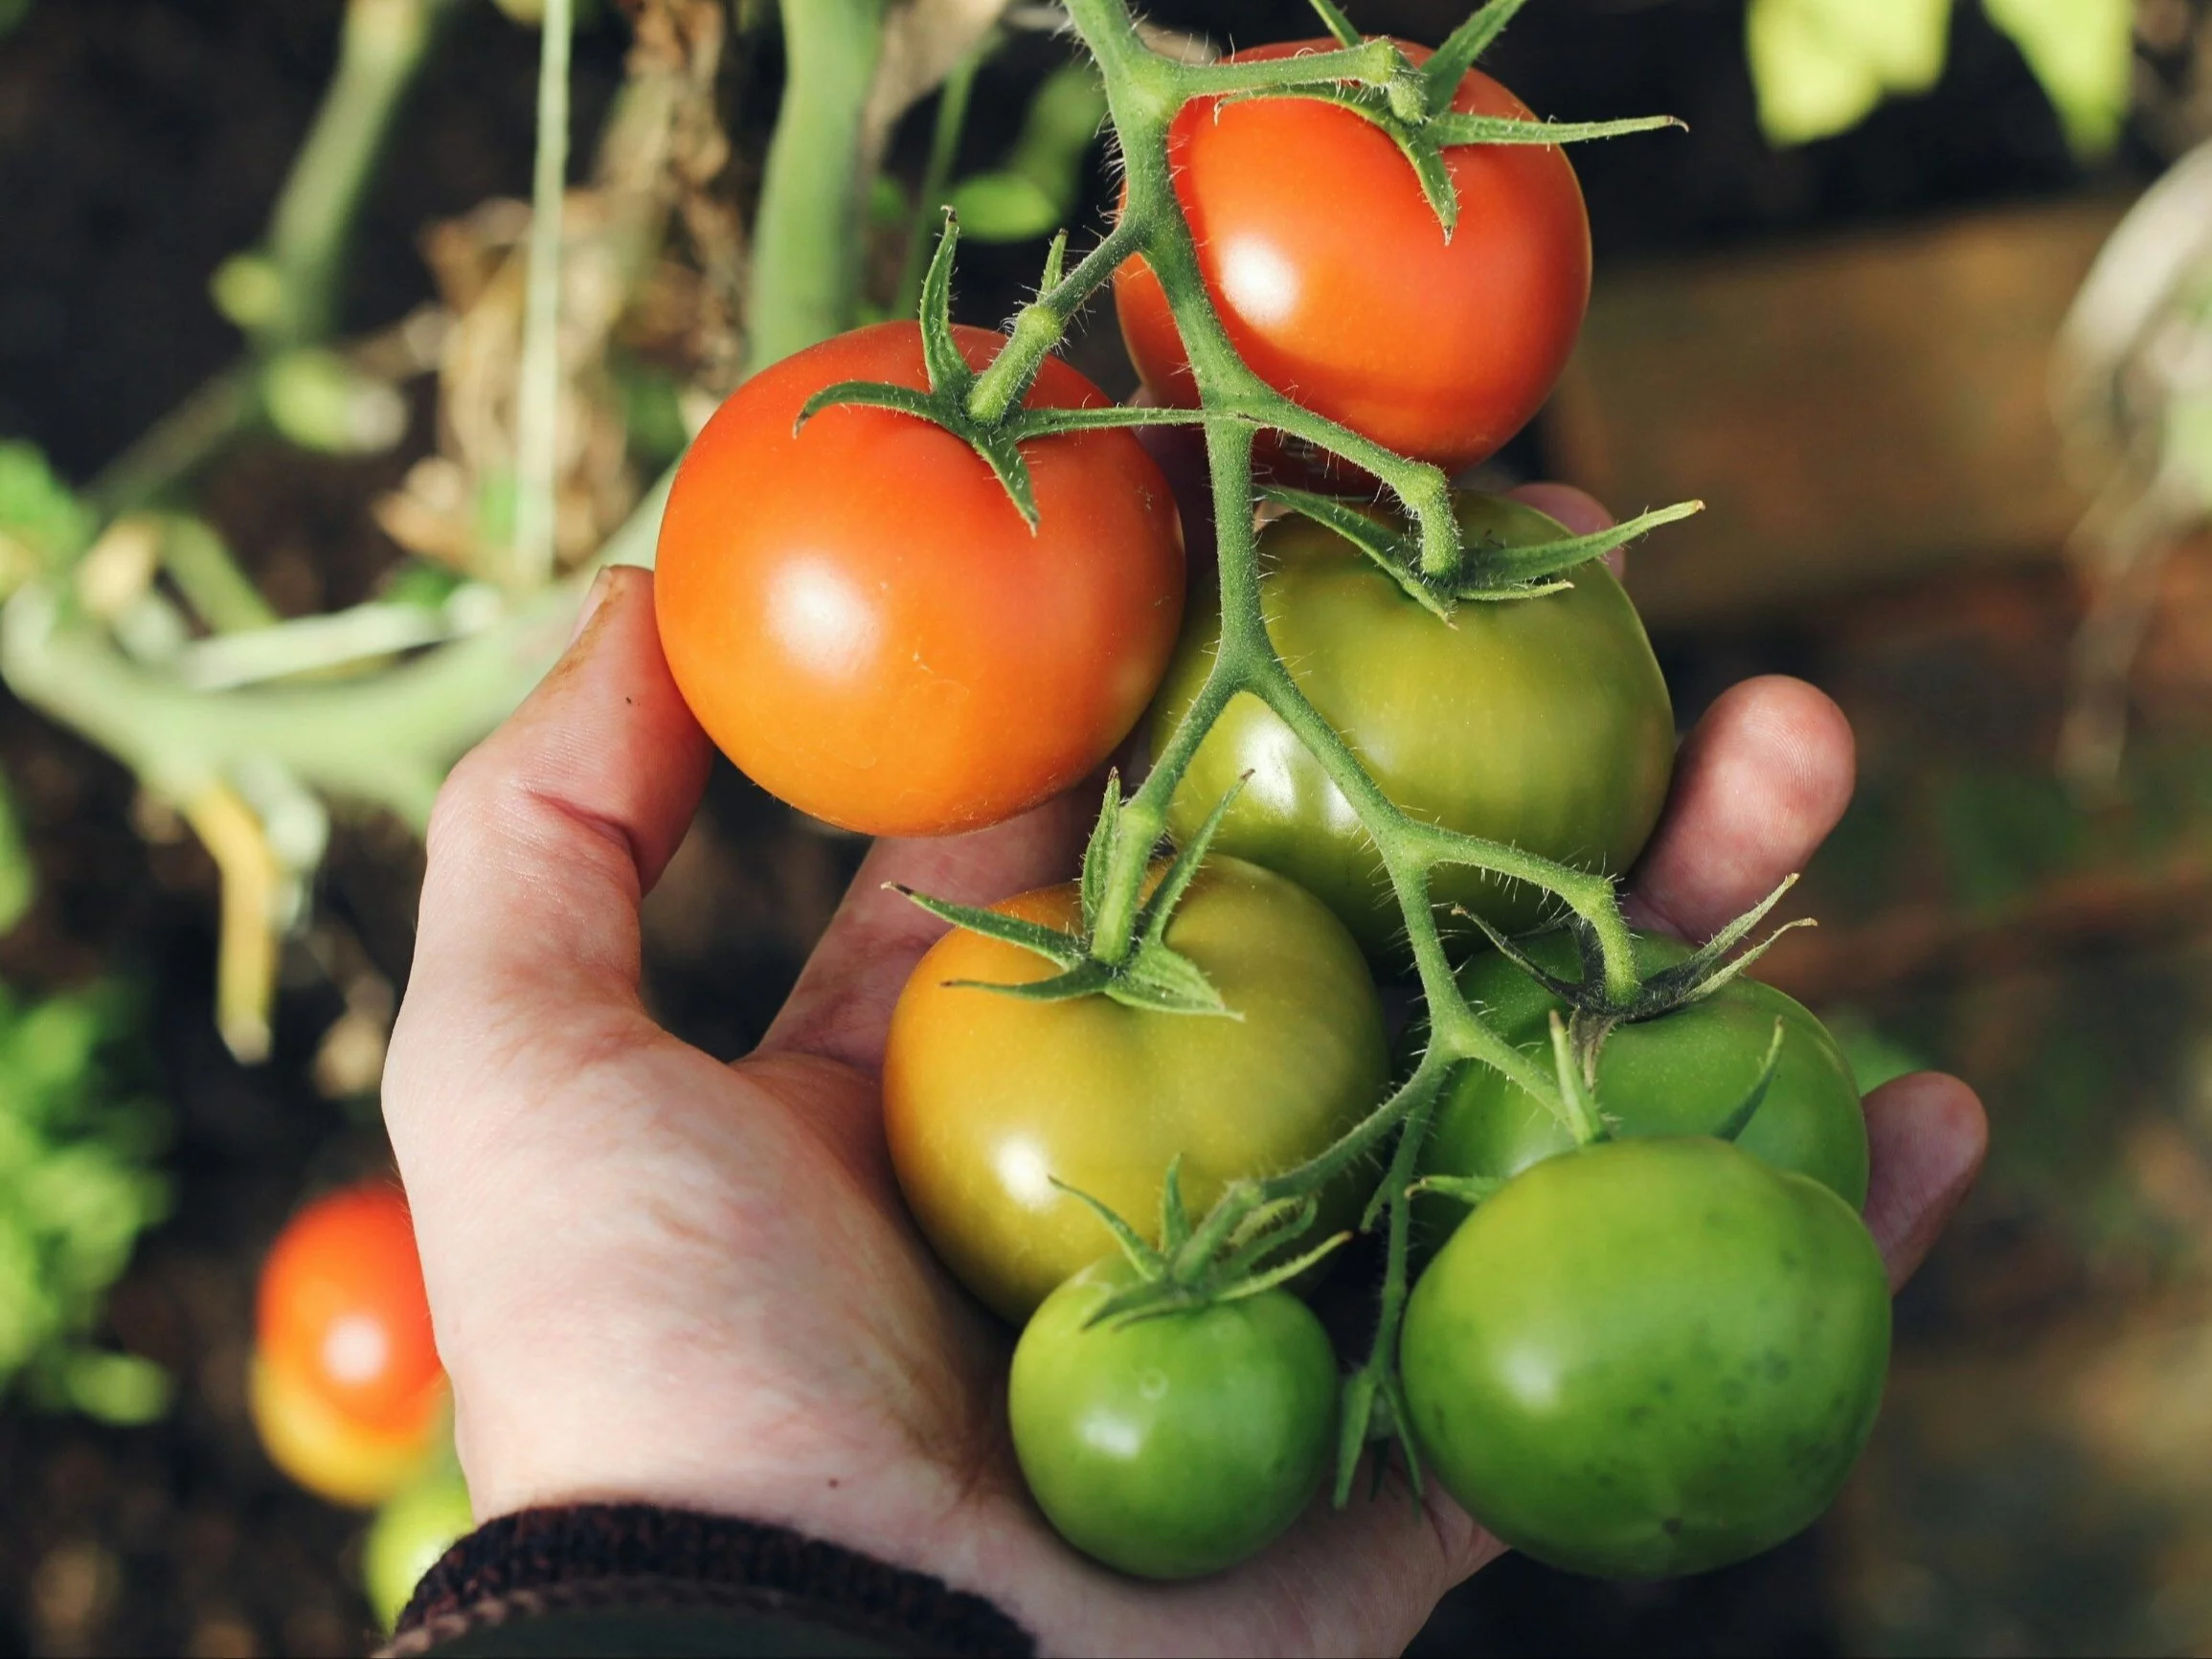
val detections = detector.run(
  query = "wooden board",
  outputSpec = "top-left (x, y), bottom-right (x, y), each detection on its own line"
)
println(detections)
top-left (1545, 197), bottom-right (2132, 629)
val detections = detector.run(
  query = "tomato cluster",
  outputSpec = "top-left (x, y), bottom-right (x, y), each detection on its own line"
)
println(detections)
top-left (251, 1181), bottom-right (473, 1628)
top-left (658, 29), bottom-right (1893, 1588)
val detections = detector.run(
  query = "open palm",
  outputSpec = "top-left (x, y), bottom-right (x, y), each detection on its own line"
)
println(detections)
top-left (383, 490), bottom-right (1984, 1657)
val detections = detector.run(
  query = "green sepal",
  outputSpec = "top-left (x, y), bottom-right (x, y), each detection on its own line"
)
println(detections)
top-left (1210, 1226), bottom-right (1350, 1302)
top-left (1039, 228), bottom-right (1070, 292)
top-left (971, 429), bottom-right (1040, 530)
top-left (1424, 0), bottom-right (1533, 103)
top-left (1407, 1172), bottom-right (1506, 1206)
top-left (1004, 403), bottom-right (1212, 440)
top-left (793, 378), bottom-right (946, 436)
top-left (944, 957), bottom-right (1117, 1004)
top-left (1455, 499), bottom-right (1705, 594)
top-left (1396, 125), bottom-right (1465, 236)
top-left (1633, 875), bottom-right (1812, 1011)
top-left (1333, 1365), bottom-right (1424, 1509)
top-left (1103, 940), bottom-right (1233, 1017)
top-left (1425, 112), bottom-right (1686, 148)
top-left (1713, 1020), bottom-right (1788, 1144)
top-left (918, 211), bottom-right (975, 400)
top-left (1079, 773), bottom-right (1122, 936)
top-left (1548, 1010), bottom-right (1610, 1145)
top-left (1261, 487), bottom-right (1452, 618)
top-left (1303, 0), bottom-right (1362, 47)
top-left (1159, 1155), bottom-right (1191, 1255)
top-left (887, 884), bottom-right (1086, 968)
top-left (1052, 1177), bottom-right (1166, 1282)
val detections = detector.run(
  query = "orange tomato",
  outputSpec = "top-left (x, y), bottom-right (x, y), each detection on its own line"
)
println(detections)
top-left (258, 1182), bottom-right (442, 1438)
top-left (1115, 41), bottom-right (1591, 482)
top-left (654, 321), bottom-right (1185, 838)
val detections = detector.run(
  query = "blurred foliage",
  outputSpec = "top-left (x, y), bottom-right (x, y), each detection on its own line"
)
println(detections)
top-left (0, 440), bottom-right (93, 586)
top-left (0, 983), bottom-right (170, 1426)
top-left (0, 0), bottom-right (27, 41)
top-left (945, 61), bottom-right (1108, 242)
top-left (1748, 0), bottom-right (2134, 156)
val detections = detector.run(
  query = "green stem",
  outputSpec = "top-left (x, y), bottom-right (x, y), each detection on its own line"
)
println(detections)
top-left (747, 0), bottom-right (888, 373)
top-left (512, 0), bottom-right (576, 587)
top-left (263, 0), bottom-right (460, 349)
top-left (895, 34), bottom-right (991, 321)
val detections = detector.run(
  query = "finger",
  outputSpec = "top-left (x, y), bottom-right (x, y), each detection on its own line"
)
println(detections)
top-left (758, 789), bottom-right (1094, 1073)
top-left (1862, 1071), bottom-right (1988, 1291)
top-left (395, 567), bottom-right (711, 1044)
top-left (1626, 676), bottom-right (1857, 944)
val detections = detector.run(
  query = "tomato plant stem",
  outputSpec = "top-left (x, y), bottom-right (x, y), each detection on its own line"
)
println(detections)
top-left (748, 0), bottom-right (888, 375)
top-left (512, 0), bottom-right (575, 587)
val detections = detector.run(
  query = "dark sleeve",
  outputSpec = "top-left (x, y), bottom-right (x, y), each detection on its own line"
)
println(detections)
top-left (380, 1505), bottom-right (1036, 1659)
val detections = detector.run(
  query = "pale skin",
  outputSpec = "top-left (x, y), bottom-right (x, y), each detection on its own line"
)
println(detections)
top-left (383, 484), bottom-right (1987, 1657)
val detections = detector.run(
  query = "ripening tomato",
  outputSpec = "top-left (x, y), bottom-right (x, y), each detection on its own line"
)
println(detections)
top-left (364, 1460), bottom-right (474, 1629)
top-left (1149, 494), bottom-right (1674, 962)
top-left (1010, 1256), bottom-right (1339, 1579)
top-left (655, 322), bottom-right (1185, 838)
top-left (1421, 931), bottom-right (1869, 1226)
top-left (1116, 39), bottom-right (1591, 482)
top-left (249, 1348), bottom-right (446, 1509)
top-left (1400, 1137), bottom-right (1890, 1580)
top-left (884, 856), bottom-right (1388, 1323)
top-left (258, 1182), bottom-right (442, 1438)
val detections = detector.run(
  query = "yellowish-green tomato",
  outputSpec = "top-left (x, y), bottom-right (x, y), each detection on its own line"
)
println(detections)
top-left (363, 1461), bottom-right (474, 1631)
top-left (884, 857), bottom-right (1388, 1323)
top-left (1149, 494), bottom-right (1674, 964)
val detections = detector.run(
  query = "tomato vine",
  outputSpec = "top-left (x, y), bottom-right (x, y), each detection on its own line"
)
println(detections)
top-left (832, 0), bottom-right (1719, 1494)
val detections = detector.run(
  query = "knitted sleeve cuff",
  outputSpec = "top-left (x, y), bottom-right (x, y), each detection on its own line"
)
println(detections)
top-left (381, 1504), bottom-right (1035, 1658)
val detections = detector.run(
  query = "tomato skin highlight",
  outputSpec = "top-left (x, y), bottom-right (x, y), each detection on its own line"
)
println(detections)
top-left (655, 321), bottom-right (1185, 838)
top-left (1400, 1137), bottom-right (1890, 1581)
top-left (883, 856), bottom-right (1388, 1323)
top-left (1010, 1256), bottom-right (1338, 1580)
top-left (258, 1182), bottom-right (443, 1439)
top-left (1115, 40), bottom-right (1591, 481)
top-left (1422, 932), bottom-right (1869, 1222)
top-left (1148, 495), bottom-right (1674, 962)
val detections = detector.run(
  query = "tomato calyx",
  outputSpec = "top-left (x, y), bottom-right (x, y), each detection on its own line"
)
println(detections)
top-left (1054, 1156), bottom-right (1353, 1329)
top-left (796, 214), bottom-right (1207, 531)
top-left (892, 773), bottom-right (1250, 1017)
top-left (1263, 486), bottom-right (1704, 616)
top-left (1233, 2), bottom-right (1681, 237)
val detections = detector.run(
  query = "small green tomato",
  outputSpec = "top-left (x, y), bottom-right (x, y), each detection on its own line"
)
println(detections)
top-left (1009, 1257), bottom-right (1339, 1580)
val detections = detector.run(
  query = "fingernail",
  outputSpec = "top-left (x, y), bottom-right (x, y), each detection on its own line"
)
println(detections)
top-left (565, 568), bottom-right (618, 650)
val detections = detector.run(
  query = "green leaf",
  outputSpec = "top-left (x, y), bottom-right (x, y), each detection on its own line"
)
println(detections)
top-left (1746, 0), bottom-right (1952, 147)
top-left (1982, 0), bottom-right (2133, 158)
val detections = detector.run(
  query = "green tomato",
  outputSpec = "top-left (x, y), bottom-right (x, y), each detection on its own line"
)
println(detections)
top-left (1149, 494), bottom-right (1674, 963)
top-left (1423, 932), bottom-right (1867, 1223)
top-left (1009, 1257), bottom-right (1339, 1579)
top-left (885, 856), bottom-right (1387, 1323)
top-left (363, 1459), bottom-right (473, 1630)
top-left (1400, 1136), bottom-right (1890, 1581)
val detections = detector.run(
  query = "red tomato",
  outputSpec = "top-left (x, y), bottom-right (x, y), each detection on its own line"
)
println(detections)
top-left (655, 322), bottom-right (1186, 838)
top-left (258, 1183), bottom-right (442, 1438)
top-left (1115, 40), bottom-right (1591, 482)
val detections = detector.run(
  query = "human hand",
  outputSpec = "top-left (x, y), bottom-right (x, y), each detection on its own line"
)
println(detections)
top-left (382, 487), bottom-right (1986, 1656)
